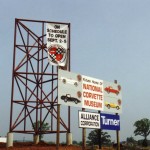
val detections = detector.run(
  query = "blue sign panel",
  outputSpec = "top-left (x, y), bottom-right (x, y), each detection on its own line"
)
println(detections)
top-left (100, 113), bottom-right (120, 130)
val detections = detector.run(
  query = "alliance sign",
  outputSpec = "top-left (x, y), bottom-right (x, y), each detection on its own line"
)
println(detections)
top-left (79, 111), bottom-right (100, 129)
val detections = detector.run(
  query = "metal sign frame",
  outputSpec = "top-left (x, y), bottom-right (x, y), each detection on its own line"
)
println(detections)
top-left (9, 18), bottom-right (71, 136)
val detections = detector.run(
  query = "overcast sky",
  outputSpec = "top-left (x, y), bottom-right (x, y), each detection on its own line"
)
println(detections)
top-left (1, 0), bottom-right (150, 142)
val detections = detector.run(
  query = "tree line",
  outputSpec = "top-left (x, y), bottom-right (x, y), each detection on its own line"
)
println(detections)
top-left (33, 118), bottom-right (150, 147)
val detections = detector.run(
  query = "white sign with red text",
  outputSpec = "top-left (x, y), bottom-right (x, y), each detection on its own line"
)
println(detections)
top-left (58, 69), bottom-right (122, 113)
top-left (82, 75), bottom-right (104, 110)
top-left (58, 69), bottom-right (104, 110)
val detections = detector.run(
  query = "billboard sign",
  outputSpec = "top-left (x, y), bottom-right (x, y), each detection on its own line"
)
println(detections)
top-left (58, 69), bottom-right (104, 110)
top-left (58, 69), bottom-right (82, 108)
top-left (103, 81), bottom-right (122, 113)
top-left (100, 113), bottom-right (120, 130)
top-left (82, 75), bottom-right (103, 110)
top-left (46, 23), bottom-right (69, 66)
top-left (58, 69), bottom-right (122, 113)
top-left (79, 111), bottom-right (100, 129)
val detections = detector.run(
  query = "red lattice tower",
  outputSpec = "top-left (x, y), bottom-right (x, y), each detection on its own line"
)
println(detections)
top-left (9, 19), bottom-right (71, 137)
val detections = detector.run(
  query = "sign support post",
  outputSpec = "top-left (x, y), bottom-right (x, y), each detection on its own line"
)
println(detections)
top-left (98, 111), bottom-right (102, 150)
top-left (56, 104), bottom-right (60, 150)
top-left (82, 108), bottom-right (86, 150)
top-left (114, 80), bottom-right (120, 150)
top-left (116, 113), bottom-right (120, 150)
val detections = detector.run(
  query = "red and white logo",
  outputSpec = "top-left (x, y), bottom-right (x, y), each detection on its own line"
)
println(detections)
top-left (47, 44), bottom-right (67, 66)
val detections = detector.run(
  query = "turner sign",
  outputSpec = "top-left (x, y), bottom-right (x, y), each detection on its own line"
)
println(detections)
top-left (79, 111), bottom-right (100, 129)
top-left (100, 113), bottom-right (120, 130)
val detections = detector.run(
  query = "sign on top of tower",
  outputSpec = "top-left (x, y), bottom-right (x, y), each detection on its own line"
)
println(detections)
top-left (46, 23), bottom-right (70, 66)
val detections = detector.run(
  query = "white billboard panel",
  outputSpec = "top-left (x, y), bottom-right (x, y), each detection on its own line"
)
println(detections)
top-left (58, 69), bottom-right (122, 113)
top-left (103, 81), bottom-right (122, 113)
top-left (79, 111), bottom-right (100, 129)
top-left (58, 69), bottom-right (82, 108)
top-left (58, 69), bottom-right (104, 111)
top-left (46, 23), bottom-right (69, 66)
top-left (82, 75), bottom-right (104, 110)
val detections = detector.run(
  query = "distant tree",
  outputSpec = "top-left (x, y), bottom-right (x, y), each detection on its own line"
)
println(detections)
top-left (126, 136), bottom-right (136, 147)
top-left (87, 129), bottom-right (111, 146)
top-left (78, 141), bottom-right (82, 146)
top-left (73, 140), bottom-right (78, 145)
top-left (126, 136), bottom-right (135, 143)
top-left (32, 121), bottom-right (50, 141)
top-left (134, 118), bottom-right (150, 147)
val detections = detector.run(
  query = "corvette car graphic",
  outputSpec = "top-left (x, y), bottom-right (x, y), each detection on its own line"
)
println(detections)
top-left (105, 102), bottom-right (120, 110)
top-left (61, 94), bottom-right (81, 104)
top-left (61, 77), bottom-right (78, 87)
top-left (104, 86), bottom-right (120, 95)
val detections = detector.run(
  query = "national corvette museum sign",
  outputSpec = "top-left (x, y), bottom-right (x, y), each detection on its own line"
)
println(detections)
top-left (58, 69), bottom-right (122, 113)
top-left (46, 23), bottom-right (69, 66)
top-left (82, 75), bottom-right (103, 110)
top-left (58, 69), bottom-right (104, 111)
